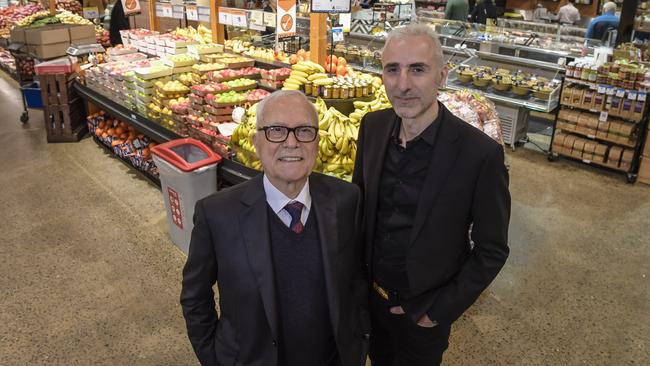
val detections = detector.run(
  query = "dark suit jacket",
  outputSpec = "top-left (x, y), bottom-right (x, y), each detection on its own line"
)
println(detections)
top-left (181, 173), bottom-right (369, 366)
top-left (352, 105), bottom-right (510, 327)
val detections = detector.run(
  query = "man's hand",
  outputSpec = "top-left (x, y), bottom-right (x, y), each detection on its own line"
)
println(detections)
top-left (389, 306), bottom-right (438, 328)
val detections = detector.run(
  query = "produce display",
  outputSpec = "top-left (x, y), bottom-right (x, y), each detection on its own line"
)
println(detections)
top-left (455, 65), bottom-right (560, 100)
top-left (208, 67), bottom-right (262, 82)
top-left (55, 10), bottom-right (90, 24)
top-left (56, 0), bottom-right (82, 15)
top-left (438, 90), bottom-right (503, 144)
top-left (0, 3), bottom-right (43, 38)
top-left (283, 60), bottom-right (379, 100)
top-left (86, 111), bottom-right (159, 175)
top-left (96, 28), bottom-right (111, 48)
top-left (172, 25), bottom-right (213, 44)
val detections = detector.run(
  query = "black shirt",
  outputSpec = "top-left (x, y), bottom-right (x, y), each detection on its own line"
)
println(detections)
top-left (373, 104), bottom-right (443, 293)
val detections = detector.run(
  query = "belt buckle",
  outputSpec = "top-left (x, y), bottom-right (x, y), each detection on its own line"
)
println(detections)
top-left (373, 281), bottom-right (390, 301)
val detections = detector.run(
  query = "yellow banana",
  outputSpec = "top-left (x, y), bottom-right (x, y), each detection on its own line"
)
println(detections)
top-left (312, 78), bottom-right (334, 86)
top-left (291, 63), bottom-right (311, 73)
top-left (340, 136), bottom-right (349, 155)
top-left (290, 70), bottom-right (309, 78)
top-left (308, 73), bottom-right (329, 81)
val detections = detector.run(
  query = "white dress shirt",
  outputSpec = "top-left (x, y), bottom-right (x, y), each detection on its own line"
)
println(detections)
top-left (263, 175), bottom-right (312, 228)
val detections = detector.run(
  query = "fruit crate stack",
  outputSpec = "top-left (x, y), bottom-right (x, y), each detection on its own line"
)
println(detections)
top-left (551, 60), bottom-right (650, 181)
top-left (38, 72), bottom-right (86, 142)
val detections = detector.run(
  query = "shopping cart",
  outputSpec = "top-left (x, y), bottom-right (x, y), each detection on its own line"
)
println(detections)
top-left (8, 44), bottom-right (41, 123)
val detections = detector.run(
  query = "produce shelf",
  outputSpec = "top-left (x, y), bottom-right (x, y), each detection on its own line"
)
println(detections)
top-left (553, 150), bottom-right (630, 173)
top-left (554, 126), bottom-right (637, 148)
top-left (74, 81), bottom-right (259, 186)
top-left (559, 103), bottom-right (644, 124)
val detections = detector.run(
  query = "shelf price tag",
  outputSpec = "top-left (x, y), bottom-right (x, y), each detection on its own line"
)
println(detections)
top-left (638, 92), bottom-right (647, 102)
top-left (599, 111), bottom-right (608, 122)
top-left (628, 91), bottom-right (637, 100)
top-left (218, 7), bottom-right (232, 25)
top-left (249, 10), bottom-right (264, 26)
top-left (161, 4), bottom-right (173, 18)
top-left (597, 85), bottom-right (606, 94)
top-left (616, 89), bottom-right (625, 98)
top-left (263, 11), bottom-right (276, 27)
top-left (186, 5), bottom-right (198, 21)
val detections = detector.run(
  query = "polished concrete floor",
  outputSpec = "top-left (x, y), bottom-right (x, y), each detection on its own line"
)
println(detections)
top-left (0, 71), bottom-right (648, 365)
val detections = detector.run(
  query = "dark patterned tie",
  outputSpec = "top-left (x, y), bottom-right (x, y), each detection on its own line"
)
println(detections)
top-left (284, 201), bottom-right (304, 234)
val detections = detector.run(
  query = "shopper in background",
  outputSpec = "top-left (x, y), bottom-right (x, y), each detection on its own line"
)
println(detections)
top-left (108, 0), bottom-right (129, 46)
top-left (180, 90), bottom-right (369, 366)
top-left (586, 2), bottom-right (620, 40)
top-left (470, 0), bottom-right (498, 25)
top-left (557, 0), bottom-right (580, 25)
top-left (353, 24), bottom-right (511, 366)
top-left (444, 0), bottom-right (469, 22)
top-left (533, 2), bottom-right (551, 22)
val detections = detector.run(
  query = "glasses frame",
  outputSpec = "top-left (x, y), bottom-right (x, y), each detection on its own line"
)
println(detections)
top-left (257, 125), bottom-right (319, 143)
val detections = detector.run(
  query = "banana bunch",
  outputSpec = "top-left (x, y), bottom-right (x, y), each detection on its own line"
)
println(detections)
top-left (282, 61), bottom-right (327, 91)
top-left (56, 10), bottom-right (92, 25)
top-left (316, 104), bottom-right (359, 181)
top-left (15, 11), bottom-right (51, 27)
top-left (231, 103), bottom-right (262, 170)
top-left (348, 85), bottom-right (392, 124)
top-left (172, 25), bottom-right (213, 44)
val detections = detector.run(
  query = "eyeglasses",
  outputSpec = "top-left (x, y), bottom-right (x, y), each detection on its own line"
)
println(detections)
top-left (257, 125), bottom-right (318, 143)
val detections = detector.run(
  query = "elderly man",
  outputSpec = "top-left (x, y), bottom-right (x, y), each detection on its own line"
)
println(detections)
top-left (353, 24), bottom-right (511, 365)
top-left (586, 2), bottom-right (619, 40)
top-left (181, 90), bottom-right (369, 366)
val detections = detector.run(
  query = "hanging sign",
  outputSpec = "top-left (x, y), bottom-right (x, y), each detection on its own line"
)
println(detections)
top-left (263, 11), bottom-right (277, 27)
top-left (218, 7), bottom-right (233, 25)
top-left (339, 12), bottom-right (351, 32)
top-left (311, 0), bottom-right (351, 13)
top-left (121, 0), bottom-right (142, 15)
top-left (186, 5), bottom-right (198, 21)
top-left (161, 4), bottom-right (173, 18)
top-left (277, 0), bottom-right (296, 38)
top-left (332, 27), bottom-right (344, 42)
top-left (231, 9), bottom-right (248, 28)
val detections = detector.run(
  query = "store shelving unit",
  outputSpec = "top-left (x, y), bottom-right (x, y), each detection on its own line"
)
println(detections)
top-left (548, 75), bottom-right (649, 182)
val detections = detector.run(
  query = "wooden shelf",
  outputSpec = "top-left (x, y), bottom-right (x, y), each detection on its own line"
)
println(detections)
top-left (554, 151), bottom-right (630, 173)
top-left (555, 125), bottom-right (637, 148)
top-left (559, 103), bottom-right (643, 124)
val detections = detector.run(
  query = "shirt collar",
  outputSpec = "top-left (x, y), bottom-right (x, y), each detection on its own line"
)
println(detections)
top-left (263, 174), bottom-right (312, 215)
top-left (391, 102), bottom-right (444, 147)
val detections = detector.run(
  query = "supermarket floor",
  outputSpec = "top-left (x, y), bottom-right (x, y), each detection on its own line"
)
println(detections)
top-left (1, 72), bottom-right (648, 366)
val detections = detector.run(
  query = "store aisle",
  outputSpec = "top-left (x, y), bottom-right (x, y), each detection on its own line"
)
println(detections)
top-left (0, 71), bottom-right (648, 365)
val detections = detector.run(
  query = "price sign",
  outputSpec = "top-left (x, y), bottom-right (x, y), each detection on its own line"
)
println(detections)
top-left (161, 4), bottom-right (173, 18)
top-left (557, 57), bottom-right (566, 66)
top-left (249, 10), bottom-right (264, 26)
top-left (173, 5), bottom-right (184, 19)
top-left (332, 27), bottom-right (344, 42)
top-left (264, 11), bottom-right (276, 27)
top-left (83, 7), bottom-right (99, 19)
top-left (218, 7), bottom-right (232, 25)
top-left (186, 5), bottom-right (198, 21)
top-left (231, 10), bottom-right (247, 28)
top-left (616, 89), bottom-right (625, 98)
top-left (638, 92), bottom-right (647, 102)
top-left (628, 91), bottom-right (637, 100)
top-left (597, 85), bottom-right (606, 94)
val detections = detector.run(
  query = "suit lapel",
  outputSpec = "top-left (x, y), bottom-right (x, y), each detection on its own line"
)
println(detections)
top-left (409, 112), bottom-right (460, 245)
top-left (310, 175), bottom-right (341, 337)
top-left (365, 111), bottom-right (397, 250)
top-left (239, 175), bottom-right (279, 339)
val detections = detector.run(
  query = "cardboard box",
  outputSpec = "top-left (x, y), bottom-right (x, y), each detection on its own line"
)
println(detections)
top-left (70, 37), bottom-right (97, 46)
top-left (25, 25), bottom-right (70, 45)
top-left (28, 42), bottom-right (70, 59)
top-left (68, 25), bottom-right (95, 41)
top-left (10, 27), bottom-right (26, 43)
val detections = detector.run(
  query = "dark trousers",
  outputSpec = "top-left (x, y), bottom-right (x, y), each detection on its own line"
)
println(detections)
top-left (369, 290), bottom-right (451, 366)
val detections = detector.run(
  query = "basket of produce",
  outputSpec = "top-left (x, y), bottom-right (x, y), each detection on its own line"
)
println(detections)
top-left (472, 74), bottom-right (492, 89)
top-left (512, 82), bottom-right (530, 96)
top-left (492, 76), bottom-right (513, 92)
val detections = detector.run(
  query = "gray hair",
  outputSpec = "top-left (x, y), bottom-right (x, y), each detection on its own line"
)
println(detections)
top-left (602, 1), bottom-right (616, 13)
top-left (383, 24), bottom-right (444, 67)
top-left (255, 90), bottom-right (318, 127)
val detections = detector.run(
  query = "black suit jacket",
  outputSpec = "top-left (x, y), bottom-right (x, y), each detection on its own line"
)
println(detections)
top-left (181, 173), bottom-right (369, 366)
top-left (352, 106), bottom-right (510, 327)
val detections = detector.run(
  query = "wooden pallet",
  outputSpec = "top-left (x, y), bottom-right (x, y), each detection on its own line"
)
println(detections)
top-left (43, 101), bottom-right (87, 143)
top-left (38, 73), bottom-right (78, 106)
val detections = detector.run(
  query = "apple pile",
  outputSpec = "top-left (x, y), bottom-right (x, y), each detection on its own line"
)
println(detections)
top-left (56, 0), bottom-right (82, 16)
top-left (206, 90), bottom-right (247, 105)
top-left (193, 62), bottom-right (226, 73)
top-left (191, 83), bottom-right (229, 96)
top-left (96, 28), bottom-right (110, 48)
top-left (224, 78), bottom-right (256, 89)
top-left (260, 67), bottom-right (292, 80)
top-left (289, 49), bottom-right (311, 65)
top-left (17, 57), bottom-right (34, 77)
top-left (0, 3), bottom-right (43, 38)
top-left (245, 89), bottom-right (270, 103)
top-left (324, 55), bottom-right (352, 76)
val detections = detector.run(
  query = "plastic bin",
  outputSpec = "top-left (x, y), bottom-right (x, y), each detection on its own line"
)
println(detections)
top-left (151, 138), bottom-right (222, 254)
top-left (21, 82), bottom-right (43, 108)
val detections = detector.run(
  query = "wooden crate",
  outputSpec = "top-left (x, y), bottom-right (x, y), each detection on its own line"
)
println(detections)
top-left (43, 101), bottom-right (87, 143)
top-left (38, 73), bottom-right (77, 106)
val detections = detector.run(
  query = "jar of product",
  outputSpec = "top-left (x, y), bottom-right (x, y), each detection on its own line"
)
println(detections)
top-left (362, 82), bottom-right (369, 96)
top-left (610, 63), bottom-right (619, 74)
top-left (323, 86), bottom-right (332, 99)
top-left (356, 84), bottom-right (363, 98)
top-left (581, 65), bottom-right (590, 80)
top-left (588, 66), bottom-right (598, 82)
top-left (566, 62), bottom-right (575, 77)
top-left (332, 85), bottom-right (340, 99)
top-left (597, 73), bottom-right (607, 84)
top-left (573, 63), bottom-right (582, 79)
top-left (312, 85), bottom-right (320, 97)
top-left (341, 85), bottom-right (349, 99)
top-left (305, 82), bottom-right (312, 95)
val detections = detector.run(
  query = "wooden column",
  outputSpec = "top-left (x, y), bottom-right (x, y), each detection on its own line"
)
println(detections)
top-left (211, 0), bottom-right (225, 44)
top-left (48, 0), bottom-right (56, 15)
top-left (309, 13), bottom-right (328, 66)
top-left (148, 0), bottom-right (160, 31)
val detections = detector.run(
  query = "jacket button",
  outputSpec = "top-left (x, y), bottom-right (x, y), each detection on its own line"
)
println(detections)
top-left (272, 340), bottom-right (278, 347)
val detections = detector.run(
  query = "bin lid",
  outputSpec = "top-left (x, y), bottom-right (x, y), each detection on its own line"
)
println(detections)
top-left (151, 138), bottom-right (222, 172)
